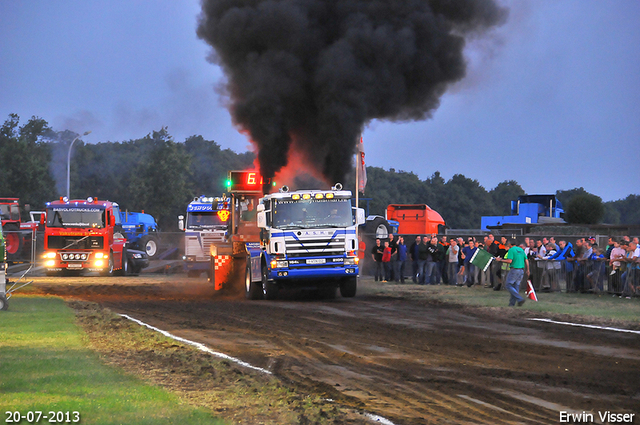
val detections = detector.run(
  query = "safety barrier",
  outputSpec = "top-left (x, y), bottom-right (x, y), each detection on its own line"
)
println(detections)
top-left (528, 259), bottom-right (639, 297)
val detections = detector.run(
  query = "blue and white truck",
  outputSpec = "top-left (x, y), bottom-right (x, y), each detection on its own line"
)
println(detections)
top-left (179, 196), bottom-right (230, 277)
top-left (209, 171), bottom-right (365, 300)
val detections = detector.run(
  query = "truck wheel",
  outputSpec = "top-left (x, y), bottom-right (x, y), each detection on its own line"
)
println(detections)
top-left (101, 253), bottom-right (114, 277)
top-left (3, 224), bottom-right (22, 259)
top-left (262, 265), bottom-right (279, 300)
top-left (340, 277), bottom-right (357, 298)
top-left (0, 295), bottom-right (7, 311)
top-left (139, 236), bottom-right (158, 259)
top-left (363, 217), bottom-right (392, 240)
top-left (245, 263), bottom-right (262, 300)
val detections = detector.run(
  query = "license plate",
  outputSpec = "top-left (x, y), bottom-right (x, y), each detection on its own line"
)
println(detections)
top-left (306, 258), bottom-right (326, 265)
top-left (67, 263), bottom-right (82, 269)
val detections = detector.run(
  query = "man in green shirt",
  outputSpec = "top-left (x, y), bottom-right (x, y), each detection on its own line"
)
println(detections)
top-left (496, 239), bottom-right (529, 306)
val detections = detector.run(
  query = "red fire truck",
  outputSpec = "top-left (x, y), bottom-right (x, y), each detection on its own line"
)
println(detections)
top-left (42, 197), bottom-right (127, 276)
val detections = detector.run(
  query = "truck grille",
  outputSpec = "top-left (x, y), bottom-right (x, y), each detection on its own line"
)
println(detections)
top-left (285, 236), bottom-right (346, 258)
top-left (47, 235), bottom-right (104, 250)
top-left (185, 233), bottom-right (225, 261)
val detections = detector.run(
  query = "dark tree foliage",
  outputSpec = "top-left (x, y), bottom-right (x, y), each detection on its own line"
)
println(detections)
top-left (604, 195), bottom-right (640, 225)
top-left (555, 187), bottom-right (591, 208)
top-left (490, 180), bottom-right (525, 216)
top-left (564, 193), bottom-right (605, 225)
top-left (70, 129), bottom-right (255, 230)
top-left (0, 114), bottom-right (57, 217)
top-left (2, 113), bottom-right (638, 229)
top-left (184, 135), bottom-right (255, 196)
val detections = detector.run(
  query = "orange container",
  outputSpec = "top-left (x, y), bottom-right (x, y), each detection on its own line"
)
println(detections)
top-left (386, 204), bottom-right (445, 235)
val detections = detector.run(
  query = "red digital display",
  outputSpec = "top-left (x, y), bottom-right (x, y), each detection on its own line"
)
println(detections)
top-left (227, 171), bottom-right (271, 193)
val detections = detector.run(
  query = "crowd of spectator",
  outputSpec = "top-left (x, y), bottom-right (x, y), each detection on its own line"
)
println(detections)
top-left (370, 233), bottom-right (640, 300)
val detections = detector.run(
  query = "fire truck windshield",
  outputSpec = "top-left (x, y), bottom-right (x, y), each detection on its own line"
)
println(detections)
top-left (47, 207), bottom-right (105, 228)
top-left (186, 212), bottom-right (227, 229)
top-left (272, 198), bottom-right (353, 229)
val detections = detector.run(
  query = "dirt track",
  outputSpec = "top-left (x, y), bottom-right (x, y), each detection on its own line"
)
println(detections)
top-left (32, 275), bottom-right (640, 424)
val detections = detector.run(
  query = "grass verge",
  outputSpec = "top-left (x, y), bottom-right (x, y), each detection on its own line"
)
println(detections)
top-left (0, 296), bottom-right (220, 424)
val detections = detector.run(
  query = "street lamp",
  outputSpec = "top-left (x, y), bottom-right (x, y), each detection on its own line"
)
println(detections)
top-left (66, 130), bottom-right (91, 199)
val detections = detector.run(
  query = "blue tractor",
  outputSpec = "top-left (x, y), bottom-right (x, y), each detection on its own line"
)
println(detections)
top-left (120, 211), bottom-right (160, 259)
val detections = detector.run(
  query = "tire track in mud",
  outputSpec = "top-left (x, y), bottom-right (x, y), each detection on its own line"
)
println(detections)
top-left (99, 298), bottom-right (563, 424)
top-left (33, 278), bottom-right (640, 425)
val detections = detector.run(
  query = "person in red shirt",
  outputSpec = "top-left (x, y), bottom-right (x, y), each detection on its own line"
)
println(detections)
top-left (382, 240), bottom-right (392, 282)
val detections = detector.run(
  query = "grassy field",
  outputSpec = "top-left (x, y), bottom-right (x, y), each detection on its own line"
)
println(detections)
top-left (360, 277), bottom-right (640, 326)
top-left (0, 296), bottom-right (222, 425)
top-left (0, 295), bottom-right (359, 424)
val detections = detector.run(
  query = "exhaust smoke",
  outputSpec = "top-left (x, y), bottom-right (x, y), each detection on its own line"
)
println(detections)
top-left (197, 0), bottom-right (507, 184)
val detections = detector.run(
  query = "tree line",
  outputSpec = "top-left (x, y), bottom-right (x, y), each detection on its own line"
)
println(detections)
top-left (1, 114), bottom-right (638, 230)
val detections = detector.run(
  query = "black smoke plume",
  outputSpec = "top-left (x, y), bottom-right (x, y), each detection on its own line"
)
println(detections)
top-left (197, 0), bottom-right (507, 184)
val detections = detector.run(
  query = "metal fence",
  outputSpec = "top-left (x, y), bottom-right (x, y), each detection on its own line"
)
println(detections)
top-left (526, 259), bottom-right (639, 297)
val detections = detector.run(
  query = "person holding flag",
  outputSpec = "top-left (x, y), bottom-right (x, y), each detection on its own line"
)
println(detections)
top-left (495, 239), bottom-right (530, 307)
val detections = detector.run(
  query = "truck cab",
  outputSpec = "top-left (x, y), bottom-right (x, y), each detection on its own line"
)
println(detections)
top-left (250, 184), bottom-right (365, 299)
top-left (42, 197), bottom-right (126, 276)
top-left (180, 196), bottom-right (230, 277)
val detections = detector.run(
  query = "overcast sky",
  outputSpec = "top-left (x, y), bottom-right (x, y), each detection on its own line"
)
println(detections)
top-left (1, 0), bottom-right (638, 202)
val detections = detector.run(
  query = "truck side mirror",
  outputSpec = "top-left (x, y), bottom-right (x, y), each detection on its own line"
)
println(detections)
top-left (178, 215), bottom-right (184, 231)
top-left (257, 211), bottom-right (267, 228)
top-left (110, 215), bottom-right (115, 227)
top-left (39, 213), bottom-right (46, 225)
top-left (355, 208), bottom-right (365, 226)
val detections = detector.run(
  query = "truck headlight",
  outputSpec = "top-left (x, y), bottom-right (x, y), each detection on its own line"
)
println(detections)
top-left (276, 261), bottom-right (288, 268)
top-left (345, 257), bottom-right (358, 265)
top-left (44, 252), bottom-right (56, 259)
top-left (94, 260), bottom-right (104, 267)
top-left (45, 260), bottom-right (55, 267)
top-left (95, 252), bottom-right (105, 259)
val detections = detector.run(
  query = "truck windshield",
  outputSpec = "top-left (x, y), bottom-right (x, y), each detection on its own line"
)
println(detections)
top-left (186, 212), bottom-right (228, 229)
top-left (46, 207), bottom-right (105, 228)
top-left (272, 198), bottom-right (353, 229)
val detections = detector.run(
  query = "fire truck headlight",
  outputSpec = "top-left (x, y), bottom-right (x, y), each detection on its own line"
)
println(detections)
top-left (95, 260), bottom-right (104, 267)
top-left (95, 252), bottom-right (105, 259)
top-left (44, 252), bottom-right (56, 259)
top-left (45, 260), bottom-right (55, 267)
top-left (61, 253), bottom-right (69, 260)
top-left (276, 261), bottom-right (288, 268)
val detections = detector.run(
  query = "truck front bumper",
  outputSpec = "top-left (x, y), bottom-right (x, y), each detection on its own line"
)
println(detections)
top-left (269, 266), bottom-right (358, 280)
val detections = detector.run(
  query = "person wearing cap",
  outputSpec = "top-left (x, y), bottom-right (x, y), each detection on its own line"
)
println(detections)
top-left (495, 238), bottom-right (529, 306)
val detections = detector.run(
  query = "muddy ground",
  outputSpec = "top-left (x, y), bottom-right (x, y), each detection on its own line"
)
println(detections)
top-left (28, 274), bottom-right (640, 424)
